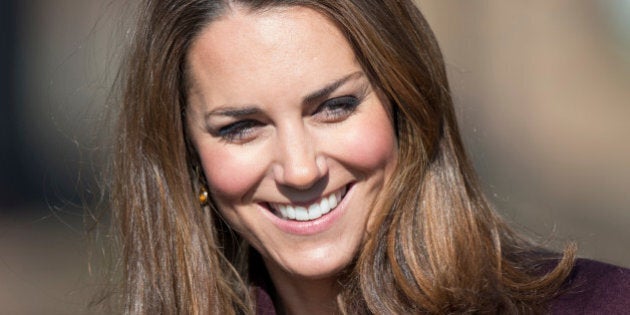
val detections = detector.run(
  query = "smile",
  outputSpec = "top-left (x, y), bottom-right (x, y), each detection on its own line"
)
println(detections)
top-left (268, 186), bottom-right (348, 221)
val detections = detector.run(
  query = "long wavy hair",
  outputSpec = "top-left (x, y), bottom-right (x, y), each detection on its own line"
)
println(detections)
top-left (107, 0), bottom-right (575, 313)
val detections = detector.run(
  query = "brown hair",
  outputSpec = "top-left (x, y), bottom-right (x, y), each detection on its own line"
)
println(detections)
top-left (107, 0), bottom-right (574, 313)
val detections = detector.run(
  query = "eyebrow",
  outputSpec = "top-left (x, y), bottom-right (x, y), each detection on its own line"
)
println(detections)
top-left (205, 71), bottom-right (364, 119)
top-left (206, 106), bottom-right (261, 118)
top-left (302, 71), bottom-right (364, 106)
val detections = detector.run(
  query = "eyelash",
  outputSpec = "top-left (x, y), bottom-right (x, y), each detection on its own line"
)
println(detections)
top-left (217, 120), bottom-right (261, 143)
top-left (314, 95), bottom-right (360, 121)
top-left (216, 95), bottom-right (361, 143)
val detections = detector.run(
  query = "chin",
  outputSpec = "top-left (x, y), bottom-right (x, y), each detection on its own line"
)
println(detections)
top-left (262, 243), bottom-right (359, 281)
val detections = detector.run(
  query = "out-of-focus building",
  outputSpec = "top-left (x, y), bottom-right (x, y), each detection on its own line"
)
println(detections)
top-left (420, 0), bottom-right (630, 265)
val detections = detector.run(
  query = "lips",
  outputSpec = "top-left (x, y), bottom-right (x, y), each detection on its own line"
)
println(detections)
top-left (268, 186), bottom-right (348, 221)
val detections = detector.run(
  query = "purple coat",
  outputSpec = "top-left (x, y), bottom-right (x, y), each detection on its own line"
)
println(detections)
top-left (550, 259), bottom-right (630, 314)
top-left (254, 259), bottom-right (630, 314)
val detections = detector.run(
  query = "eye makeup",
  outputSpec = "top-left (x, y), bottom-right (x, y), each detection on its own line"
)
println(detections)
top-left (201, 72), bottom-right (372, 143)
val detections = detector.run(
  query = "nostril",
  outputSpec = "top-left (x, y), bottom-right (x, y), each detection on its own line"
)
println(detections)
top-left (315, 155), bottom-right (328, 175)
top-left (273, 128), bottom-right (327, 188)
top-left (272, 154), bottom-right (327, 190)
top-left (282, 164), bottom-right (321, 189)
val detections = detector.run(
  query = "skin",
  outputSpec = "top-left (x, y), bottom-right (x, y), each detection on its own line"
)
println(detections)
top-left (186, 5), bottom-right (397, 314)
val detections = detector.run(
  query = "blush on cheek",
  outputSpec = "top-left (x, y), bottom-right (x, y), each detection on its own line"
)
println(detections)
top-left (198, 146), bottom-right (268, 199)
top-left (339, 118), bottom-right (397, 171)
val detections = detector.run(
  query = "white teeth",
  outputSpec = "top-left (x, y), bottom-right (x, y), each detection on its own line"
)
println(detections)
top-left (328, 193), bottom-right (338, 209)
top-left (269, 186), bottom-right (348, 221)
top-left (294, 206), bottom-right (308, 221)
top-left (320, 198), bottom-right (330, 215)
top-left (287, 206), bottom-right (296, 219)
top-left (308, 204), bottom-right (322, 220)
top-left (279, 205), bottom-right (288, 218)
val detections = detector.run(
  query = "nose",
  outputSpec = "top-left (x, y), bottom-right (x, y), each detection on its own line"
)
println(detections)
top-left (272, 124), bottom-right (327, 190)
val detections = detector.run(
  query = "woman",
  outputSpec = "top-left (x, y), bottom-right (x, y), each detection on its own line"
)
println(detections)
top-left (107, 0), bottom-right (629, 314)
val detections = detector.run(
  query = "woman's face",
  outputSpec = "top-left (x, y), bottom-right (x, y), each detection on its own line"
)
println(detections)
top-left (186, 6), bottom-right (397, 281)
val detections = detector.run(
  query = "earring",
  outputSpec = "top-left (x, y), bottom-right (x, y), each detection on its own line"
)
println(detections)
top-left (199, 186), bottom-right (209, 206)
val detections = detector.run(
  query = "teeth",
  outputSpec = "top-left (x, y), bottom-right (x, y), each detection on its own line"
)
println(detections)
top-left (308, 203), bottom-right (322, 220)
top-left (320, 197), bottom-right (330, 215)
top-left (287, 205), bottom-right (296, 219)
top-left (328, 192), bottom-right (338, 209)
top-left (269, 186), bottom-right (347, 221)
top-left (295, 206), bottom-right (308, 220)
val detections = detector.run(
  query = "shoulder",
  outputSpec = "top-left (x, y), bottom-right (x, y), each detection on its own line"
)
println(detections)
top-left (549, 258), bottom-right (630, 314)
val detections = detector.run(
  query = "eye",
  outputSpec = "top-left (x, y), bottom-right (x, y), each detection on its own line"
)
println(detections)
top-left (314, 95), bottom-right (360, 122)
top-left (216, 119), bottom-right (262, 143)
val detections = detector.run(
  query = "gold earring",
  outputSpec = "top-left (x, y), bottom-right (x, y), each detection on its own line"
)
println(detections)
top-left (199, 186), bottom-right (209, 206)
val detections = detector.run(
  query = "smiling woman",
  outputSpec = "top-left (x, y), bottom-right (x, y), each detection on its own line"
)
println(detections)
top-left (185, 8), bottom-right (397, 311)
top-left (104, 0), bottom-right (629, 314)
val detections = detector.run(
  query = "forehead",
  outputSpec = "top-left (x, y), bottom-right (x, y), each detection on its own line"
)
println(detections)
top-left (185, 6), bottom-right (360, 104)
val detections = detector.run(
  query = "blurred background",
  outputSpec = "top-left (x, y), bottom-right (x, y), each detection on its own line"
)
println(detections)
top-left (1, 0), bottom-right (629, 313)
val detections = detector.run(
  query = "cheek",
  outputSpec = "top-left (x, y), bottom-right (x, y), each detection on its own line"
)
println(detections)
top-left (335, 108), bottom-right (397, 171)
top-left (197, 144), bottom-right (268, 199)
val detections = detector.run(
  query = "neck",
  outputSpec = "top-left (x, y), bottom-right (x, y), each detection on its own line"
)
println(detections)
top-left (265, 263), bottom-right (342, 315)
